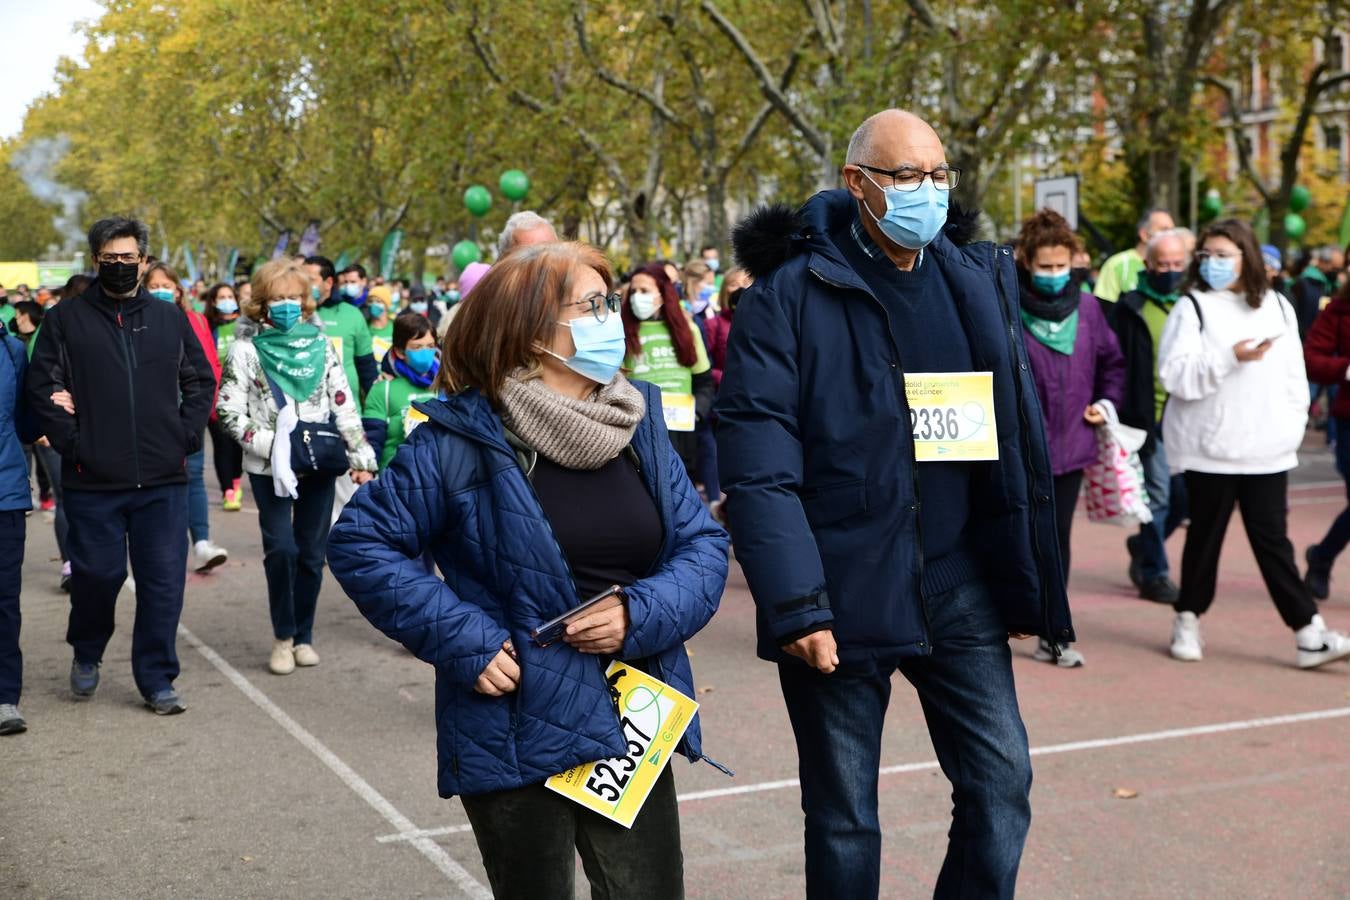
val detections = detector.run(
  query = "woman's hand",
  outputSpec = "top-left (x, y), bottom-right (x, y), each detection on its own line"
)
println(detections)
top-left (51, 391), bottom-right (75, 415)
top-left (564, 603), bottom-right (630, 655)
top-left (474, 642), bottom-right (521, 696)
top-left (351, 470), bottom-right (374, 485)
top-left (1083, 404), bottom-right (1106, 425)
top-left (1234, 338), bottom-right (1273, 363)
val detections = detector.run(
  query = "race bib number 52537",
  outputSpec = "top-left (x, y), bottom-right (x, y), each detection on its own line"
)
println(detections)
top-left (903, 372), bottom-right (999, 462)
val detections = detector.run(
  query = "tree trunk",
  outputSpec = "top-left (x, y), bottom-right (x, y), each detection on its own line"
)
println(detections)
top-left (705, 173), bottom-right (729, 250)
top-left (1148, 145), bottom-right (1182, 215)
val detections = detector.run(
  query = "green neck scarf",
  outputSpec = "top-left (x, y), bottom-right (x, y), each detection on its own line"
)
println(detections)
top-left (251, 323), bottom-right (327, 401)
top-left (1303, 266), bottom-right (1331, 289)
top-left (1021, 308), bottom-right (1079, 355)
top-left (1137, 280), bottom-right (1180, 309)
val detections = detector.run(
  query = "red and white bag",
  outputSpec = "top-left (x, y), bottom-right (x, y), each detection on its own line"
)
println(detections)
top-left (1084, 400), bottom-right (1154, 527)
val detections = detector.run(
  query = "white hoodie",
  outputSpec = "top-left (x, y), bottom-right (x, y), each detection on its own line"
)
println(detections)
top-left (1158, 286), bottom-right (1307, 475)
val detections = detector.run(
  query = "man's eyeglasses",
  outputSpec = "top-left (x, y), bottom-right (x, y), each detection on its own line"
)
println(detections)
top-left (97, 253), bottom-right (142, 265)
top-left (568, 291), bottom-right (623, 323)
top-left (856, 164), bottom-right (961, 193)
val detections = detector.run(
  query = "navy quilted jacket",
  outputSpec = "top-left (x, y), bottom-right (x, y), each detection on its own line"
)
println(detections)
top-left (327, 380), bottom-right (729, 798)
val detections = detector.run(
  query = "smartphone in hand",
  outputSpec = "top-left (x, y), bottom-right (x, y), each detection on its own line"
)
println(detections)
top-left (531, 586), bottom-right (625, 647)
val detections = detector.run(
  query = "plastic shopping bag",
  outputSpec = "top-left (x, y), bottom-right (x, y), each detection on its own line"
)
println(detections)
top-left (1083, 400), bottom-right (1154, 527)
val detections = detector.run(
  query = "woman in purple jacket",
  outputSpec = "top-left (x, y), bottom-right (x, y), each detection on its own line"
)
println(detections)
top-left (1015, 210), bottom-right (1126, 667)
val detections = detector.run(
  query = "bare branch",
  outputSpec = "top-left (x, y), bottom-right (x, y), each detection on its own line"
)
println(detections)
top-left (1200, 75), bottom-right (1272, 204)
top-left (574, 1), bottom-right (683, 125)
top-left (700, 0), bottom-right (829, 158)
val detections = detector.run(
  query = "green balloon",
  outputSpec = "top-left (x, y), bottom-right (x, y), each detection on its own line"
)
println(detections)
top-left (1201, 193), bottom-right (1223, 217)
top-left (464, 185), bottom-right (492, 218)
top-left (499, 169), bottom-right (531, 202)
top-left (1284, 213), bottom-right (1308, 241)
top-left (1289, 184), bottom-right (1311, 214)
top-left (452, 240), bottom-right (482, 270)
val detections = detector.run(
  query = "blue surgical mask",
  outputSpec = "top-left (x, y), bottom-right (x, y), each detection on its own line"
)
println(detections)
top-left (629, 290), bottom-right (661, 320)
top-left (390, 290), bottom-right (402, 305)
top-left (149, 288), bottom-right (176, 303)
top-left (705, 258), bottom-right (720, 273)
top-left (410, 301), bottom-right (428, 314)
top-left (447, 289), bottom-right (461, 303)
top-left (268, 300), bottom-right (303, 332)
top-left (310, 285), bottom-right (321, 302)
top-left (860, 172), bottom-right (950, 250)
top-left (342, 283), bottom-right (364, 300)
top-left (368, 303), bottom-right (386, 319)
top-left (215, 298), bottom-right (239, 316)
top-left (548, 314), bottom-right (626, 384)
top-left (1200, 256), bottom-right (1238, 291)
top-left (405, 347), bottom-right (438, 374)
top-left (1031, 270), bottom-right (1072, 296)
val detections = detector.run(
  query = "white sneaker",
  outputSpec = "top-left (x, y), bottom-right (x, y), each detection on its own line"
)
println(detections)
top-left (1032, 638), bottom-right (1085, 668)
top-left (1296, 615), bottom-right (1350, 670)
top-left (1170, 612), bottom-right (1203, 661)
top-left (292, 643), bottom-right (320, 668)
top-left (269, 639), bottom-right (295, 675)
top-left (193, 540), bottom-right (228, 573)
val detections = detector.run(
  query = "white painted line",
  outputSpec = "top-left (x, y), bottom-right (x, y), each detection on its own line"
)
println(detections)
top-left (178, 624), bottom-right (491, 900)
top-left (672, 705), bottom-right (1350, 804)
top-left (377, 824), bottom-right (476, 844)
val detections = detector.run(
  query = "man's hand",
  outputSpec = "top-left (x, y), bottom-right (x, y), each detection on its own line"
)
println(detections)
top-left (1234, 338), bottom-right (1272, 363)
top-left (51, 391), bottom-right (75, 415)
top-left (351, 470), bottom-right (374, 485)
top-left (564, 603), bottom-right (630, 655)
top-left (474, 642), bottom-right (521, 696)
top-left (783, 630), bottom-right (839, 674)
top-left (36, 436), bottom-right (50, 448)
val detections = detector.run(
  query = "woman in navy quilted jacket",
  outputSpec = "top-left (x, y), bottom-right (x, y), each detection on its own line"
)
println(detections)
top-left (328, 241), bottom-right (729, 899)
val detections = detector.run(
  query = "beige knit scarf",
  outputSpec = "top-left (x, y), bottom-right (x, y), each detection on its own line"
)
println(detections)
top-left (497, 373), bottom-right (645, 470)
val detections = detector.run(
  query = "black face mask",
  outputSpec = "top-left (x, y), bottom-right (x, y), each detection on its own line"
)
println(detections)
top-left (1071, 267), bottom-right (1092, 288)
top-left (1145, 269), bottom-right (1185, 296)
top-left (98, 261), bottom-right (141, 297)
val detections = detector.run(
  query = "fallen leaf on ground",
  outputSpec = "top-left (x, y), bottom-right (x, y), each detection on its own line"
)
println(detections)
top-left (1112, 788), bottom-right (1139, 800)
top-left (697, 686), bottom-right (715, 695)
top-left (240, 856), bottom-right (254, 862)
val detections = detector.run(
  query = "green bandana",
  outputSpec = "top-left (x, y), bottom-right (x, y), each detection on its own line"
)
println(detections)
top-left (251, 322), bottom-right (327, 401)
top-left (1302, 266), bottom-right (1331, 290)
top-left (1137, 280), bottom-right (1180, 308)
top-left (1021, 308), bottom-right (1079, 355)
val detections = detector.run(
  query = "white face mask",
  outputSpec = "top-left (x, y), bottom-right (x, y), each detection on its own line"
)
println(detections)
top-left (629, 290), bottom-right (661, 320)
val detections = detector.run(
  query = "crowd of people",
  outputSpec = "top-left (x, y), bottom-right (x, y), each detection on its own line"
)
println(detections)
top-left (2, 105), bottom-right (1350, 898)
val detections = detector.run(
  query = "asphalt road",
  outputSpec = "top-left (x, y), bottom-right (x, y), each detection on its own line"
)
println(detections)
top-left (3, 439), bottom-right (1349, 899)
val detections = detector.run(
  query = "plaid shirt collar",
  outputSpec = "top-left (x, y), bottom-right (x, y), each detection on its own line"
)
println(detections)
top-left (850, 213), bottom-right (924, 268)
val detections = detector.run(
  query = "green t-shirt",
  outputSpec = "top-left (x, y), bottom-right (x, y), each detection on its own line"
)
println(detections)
top-left (0, 306), bottom-right (14, 325)
top-left (215, 319), bottom-right (238, 361)
top-left (369, 320), bottom-right (395, 364)
top-left (25, 323), bottom-right (39, 360)
top-left (1094, 249), bottom-right (1146, 303)
top-left (1140, 298), bottom-right (1171, 423)
top-left (363, 375), bottom-right (437, 469)
top-left (624, 318), bottom-right (711, 395)
top-left (318, 300), bottom-right (373, 397)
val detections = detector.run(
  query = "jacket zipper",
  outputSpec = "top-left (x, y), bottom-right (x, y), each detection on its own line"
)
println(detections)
top-left (808, 266), bottom-right (931, 653)
top-left (116, 304), bottom-right (143, 488)
top-left (989, 248), bottom-right (1059, 650)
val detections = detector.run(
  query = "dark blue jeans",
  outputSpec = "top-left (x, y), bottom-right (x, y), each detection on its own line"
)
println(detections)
top-left (65, 485), bottom-right (188, 697)
top-left (1132, 437), bottom-right (1189, 581)
top-left (249, 473), bottom-right (335, 645)
top-left (0, 510), bottom-right (25, 705)
top-left (1311, 417), bottom-right (1350, 566)
top-left (186, 449), bottom-right (210, 544)
top-left (777, 579), bottom-right (1032, 900)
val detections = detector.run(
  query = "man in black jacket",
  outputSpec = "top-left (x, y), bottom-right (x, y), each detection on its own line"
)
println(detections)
top-left (1105, 229), bottom-right (1191, 604)
top-left (27, 217), bottom-right (214, 715)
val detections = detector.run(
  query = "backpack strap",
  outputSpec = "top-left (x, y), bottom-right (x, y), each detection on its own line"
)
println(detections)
top-left (1183, 292), bottom-right (1205, 332)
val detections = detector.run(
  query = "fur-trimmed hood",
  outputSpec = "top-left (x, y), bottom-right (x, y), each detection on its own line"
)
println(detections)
top-left (732, 188), bottom-right (983, 280)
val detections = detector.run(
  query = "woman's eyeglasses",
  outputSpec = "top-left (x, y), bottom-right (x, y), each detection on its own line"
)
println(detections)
top-left (567, 291), bottom-right (623, 323)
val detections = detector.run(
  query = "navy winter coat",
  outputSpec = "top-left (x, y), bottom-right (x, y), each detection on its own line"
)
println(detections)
top-left (0, 325), bottom-right (38, 512)
top-left (327, 380), bottom-right (729, 798)
top-left (715, 190), bottom-right (1072, 663)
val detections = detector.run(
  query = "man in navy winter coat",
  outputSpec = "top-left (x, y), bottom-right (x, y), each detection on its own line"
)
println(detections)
top-left (716, 109), bottom-right (1071, 899)
top-left (0, 321), bottom-right (39, 735)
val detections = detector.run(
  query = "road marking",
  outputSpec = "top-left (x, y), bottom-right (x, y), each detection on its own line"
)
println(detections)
top-left (672, 705), bottom-right (1350, 804)
top-left (178, 624), bottom-right (491, 900)
top-left (377, 824), bottom-right (476, 844)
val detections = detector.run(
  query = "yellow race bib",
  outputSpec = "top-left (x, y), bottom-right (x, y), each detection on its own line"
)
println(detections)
top-left (545, 662), bottom-right (698, 828)
top-left (903, 372), bottom-right (999, 462)
top-left (661, 392), bottom-right (696, 433)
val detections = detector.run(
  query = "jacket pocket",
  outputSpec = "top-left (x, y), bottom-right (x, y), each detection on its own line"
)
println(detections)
top-left (801, 480), bottom-right (868, 529)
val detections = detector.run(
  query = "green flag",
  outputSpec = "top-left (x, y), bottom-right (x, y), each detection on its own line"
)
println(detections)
top-left (379, 230), bottom-right (403, 280)
top-left (1339, 198), bottom-right (1350, 250)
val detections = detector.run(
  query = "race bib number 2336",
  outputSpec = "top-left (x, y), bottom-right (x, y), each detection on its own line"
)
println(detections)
top-left (903, 371), bottom-right (999, 462)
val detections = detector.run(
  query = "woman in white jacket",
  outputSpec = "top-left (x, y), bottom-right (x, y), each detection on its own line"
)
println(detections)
top-left (1158, 218), bottom-right (1350, 669)
top-left (216, 259), bottom-right (377, 675)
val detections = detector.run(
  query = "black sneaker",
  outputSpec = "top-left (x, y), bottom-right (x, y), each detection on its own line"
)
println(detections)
top-left (1126, 535), bottom-right (1145, 589)
top-left (1305, 546), bottom-right (1332, 601)
top-left (70, 660), bottom-right (100, 699)
top-left (144, 688), bottom-right (187, 716)
top-left (1139, 576), bottom-right (1180, 604)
